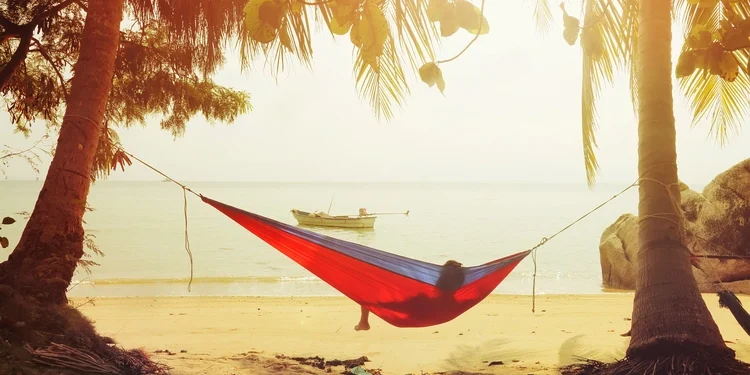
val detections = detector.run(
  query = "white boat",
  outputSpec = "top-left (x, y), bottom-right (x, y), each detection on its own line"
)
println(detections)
top-left (290, 208), bottom-right (377, 229)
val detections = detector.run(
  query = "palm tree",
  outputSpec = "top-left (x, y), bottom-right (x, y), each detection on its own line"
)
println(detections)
top-left (532, 0), bottom-right (750, 372)
top-left (0, 0), bottom-right (125, 305)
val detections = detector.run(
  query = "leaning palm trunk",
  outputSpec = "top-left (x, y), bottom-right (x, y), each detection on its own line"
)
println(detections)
top-left (628, 0), bottom-right (729, 357)
top-left (0, 0), bottom-right (124, 305)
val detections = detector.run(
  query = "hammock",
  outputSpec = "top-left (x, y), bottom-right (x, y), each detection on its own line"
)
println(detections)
top-left (202, 196), bottom-right (531, 328)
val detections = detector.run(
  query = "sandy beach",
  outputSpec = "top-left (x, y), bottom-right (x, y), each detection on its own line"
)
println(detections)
top-left (73, 293), bottom-right (750, 375)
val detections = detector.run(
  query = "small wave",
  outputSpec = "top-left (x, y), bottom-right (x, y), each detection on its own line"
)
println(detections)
top-left (73, 275), bottom-right (321, 285)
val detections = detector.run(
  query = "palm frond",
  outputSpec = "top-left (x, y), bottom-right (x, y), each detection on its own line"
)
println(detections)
top-left (390, 0), bottom-right (439, 72)
top-left (620, 0), bottom-right (639, 113)
top-left (676, 0), bottom-right (750, 144)
top-left (353, 34), bottom-right (409, 121)
top-left (263, 4), bottom-right (317, 80)
top-left (579, 0), bottom-right (636, 187)
top-left (529, 0), bottom-right (554, 34)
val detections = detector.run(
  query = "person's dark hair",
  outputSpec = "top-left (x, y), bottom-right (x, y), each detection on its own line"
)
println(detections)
top-left (435, 260), bottom-right (465, 292)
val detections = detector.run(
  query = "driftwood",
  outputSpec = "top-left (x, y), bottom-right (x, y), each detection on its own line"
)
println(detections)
top-left (26, 342), bottom-right (120, 374)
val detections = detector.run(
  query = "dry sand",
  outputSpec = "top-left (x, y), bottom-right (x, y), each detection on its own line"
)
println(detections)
top-left (73, 293), bottom-right (750, 375)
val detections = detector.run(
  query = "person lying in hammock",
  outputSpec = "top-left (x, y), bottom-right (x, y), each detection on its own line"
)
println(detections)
top-left (354, 259), bottom-right (465, 331)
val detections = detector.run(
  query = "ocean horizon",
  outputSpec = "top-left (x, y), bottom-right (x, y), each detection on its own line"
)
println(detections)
top-left (1, 180), bottom-right (695, 298)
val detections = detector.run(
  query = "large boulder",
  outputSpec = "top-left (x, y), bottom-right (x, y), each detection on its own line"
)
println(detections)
top-left (600, 158), bottom-right (750, 293)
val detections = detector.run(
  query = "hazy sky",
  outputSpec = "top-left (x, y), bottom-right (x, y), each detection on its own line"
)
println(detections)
top-left (1, 1), bottom-right (748, 185)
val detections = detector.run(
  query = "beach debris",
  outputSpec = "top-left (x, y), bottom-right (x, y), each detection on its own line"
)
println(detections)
top-left (348, 366), bottom-right (382, 375)
top-left (512, 359), bottom-right (520, 363)
top-left (488, 360), bottom-right (504, 366)
top-left (276, 354), bottom-right (370, 370)
top-left (26, 342), bottom-right (121, 374)
top-left (155, 349), bottom-right (181, 355)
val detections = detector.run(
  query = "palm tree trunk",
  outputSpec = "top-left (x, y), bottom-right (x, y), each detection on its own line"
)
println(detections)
top-left (627, 0), bottom-right (729, 357)
top-left (0, 0), bottom-right (124, 305)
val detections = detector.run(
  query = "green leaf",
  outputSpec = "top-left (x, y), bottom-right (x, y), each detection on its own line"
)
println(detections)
top-left (427, 0), bottom-right (449, 22)
top-left (563, 26), bottom-right (579, 46)
top-left (686, 24), bottom-right (713, 49)
top-left (455, 0), bottom-right (489, 35)
top-left (676, 50), bottom-right (698, 78)
top-left (329, 17), bottom-right (352, 35)
top-left (581, 28), bottom-right (603, 57)
top-left (418, 62), bottom-right (446, 93)
top-left (439, 4), bottom-right (460, 37)
top-left (560, 3), bottom-right (580, 46)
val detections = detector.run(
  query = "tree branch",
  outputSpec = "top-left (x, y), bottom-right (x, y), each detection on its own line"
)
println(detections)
top-left (0, 13), bottom-right (16, 31)
top-left (0, 14), bottom-right (23, 42)
top-left (0, 134), bottom-right (49, 161)
top-left (30, 37), bottom-right (69, 99)
top-left (74, 0), bottom-right (88, 12)
top-left (0, 0), bottom-right (80, 92)
top-left (0, 27), bottom-right (33, 92)
top-left (32, 0), bottom-right (80, 25)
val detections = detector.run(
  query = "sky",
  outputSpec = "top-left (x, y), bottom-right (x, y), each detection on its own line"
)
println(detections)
top-left (1, 1), bottom-right (748, 186)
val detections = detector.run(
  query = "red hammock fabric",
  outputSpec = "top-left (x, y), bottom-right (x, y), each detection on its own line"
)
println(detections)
top-left (202, 196), bottom-right (531, 328)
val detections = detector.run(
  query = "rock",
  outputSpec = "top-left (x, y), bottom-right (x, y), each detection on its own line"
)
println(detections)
top-left (600, 158), bottom-right (750, 293)
top-left (599, 214), bottom-right (639, 290)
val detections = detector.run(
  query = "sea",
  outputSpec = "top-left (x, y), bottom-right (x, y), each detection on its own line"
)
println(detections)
top-left (0, 180), bottom-right (659, 298)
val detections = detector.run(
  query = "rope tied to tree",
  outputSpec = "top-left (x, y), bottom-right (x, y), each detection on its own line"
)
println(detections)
top-left (115, 147), bottom-right (198, 291)
top-left (526, 179), bottom-right (639, 312)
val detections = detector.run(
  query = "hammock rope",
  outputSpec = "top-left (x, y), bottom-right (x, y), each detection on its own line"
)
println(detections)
top-left (116, 147), bottom-right (641, 312)
top-left (118, 150), bottom-right (199, 290)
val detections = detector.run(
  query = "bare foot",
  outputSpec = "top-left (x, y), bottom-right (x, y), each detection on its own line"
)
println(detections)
top-left (354, 322), bottom-right (370, 331)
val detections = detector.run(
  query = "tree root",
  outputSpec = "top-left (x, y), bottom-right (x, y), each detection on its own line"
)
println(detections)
top-left (560, 353), bottom-right (750, 375)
